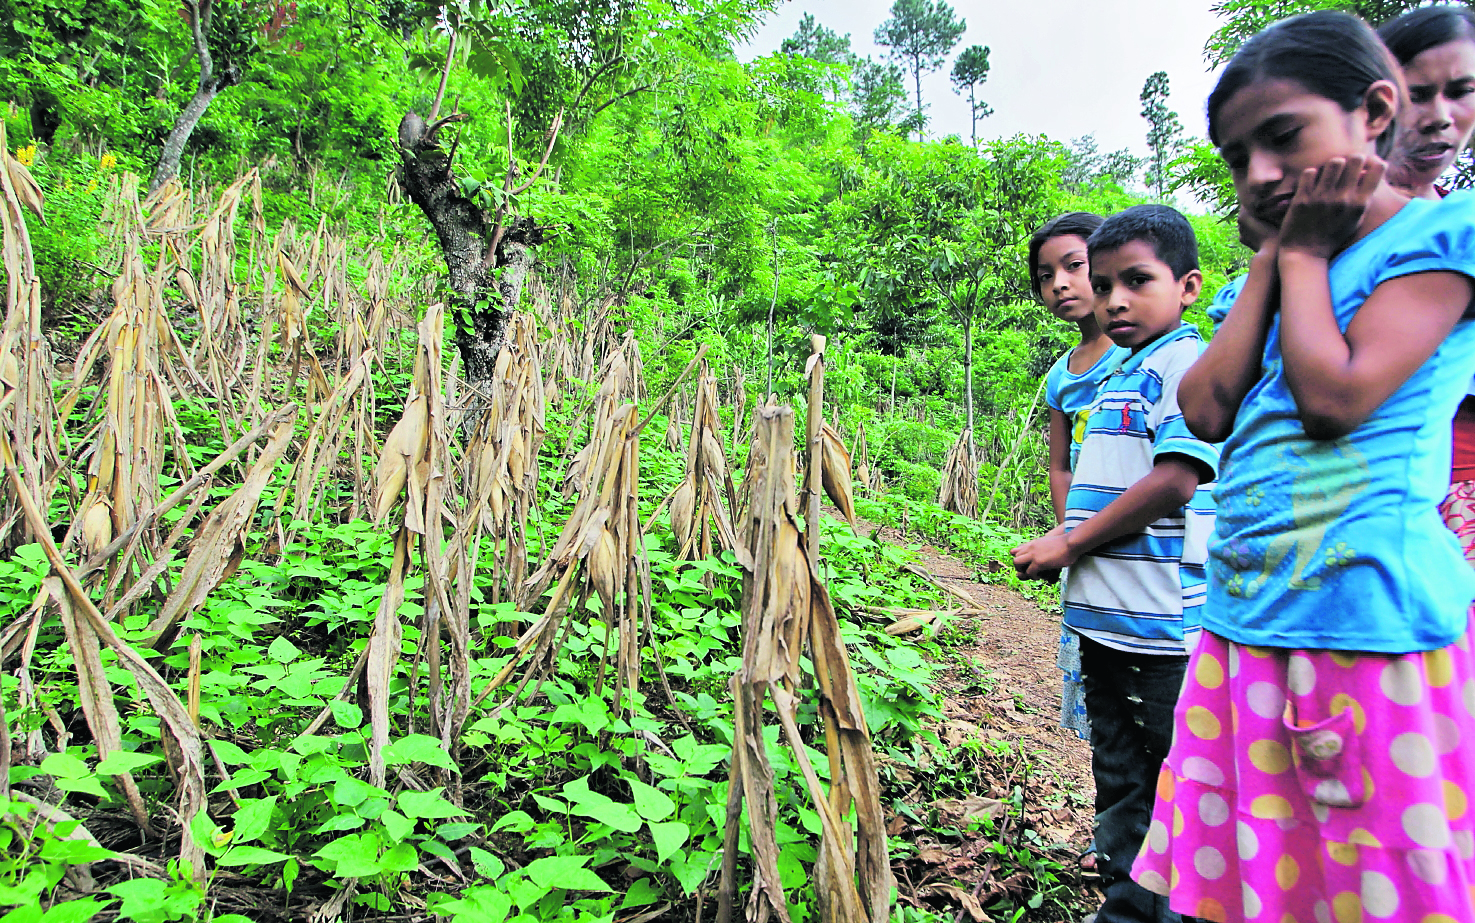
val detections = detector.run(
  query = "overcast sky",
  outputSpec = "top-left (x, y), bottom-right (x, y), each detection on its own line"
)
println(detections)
top-left (737, 0), bottom-right (1226, 160)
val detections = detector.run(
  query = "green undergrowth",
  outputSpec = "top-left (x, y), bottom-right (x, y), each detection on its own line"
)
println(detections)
top-left (2, 372), bottom-right (1082, 923)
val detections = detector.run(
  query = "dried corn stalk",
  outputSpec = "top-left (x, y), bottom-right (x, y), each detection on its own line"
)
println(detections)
top-left (369, 302), bottom-right (459, 787)
top-left (477, 344), bottom-right (650, 717)
top-left (58, 245), bottom-right (201, 599)
top-left (0, 433), bottom-right (207, 885)
top-left (145, 408), bottom-right (297, 651)
top-left (717, 401), bottom-right (891, 923)
top-left (937, 430), bottom-right (979, 518)
top-left (853, 421), bottom-right (873, 494)
top-left (457, 312), bottom-right (546, 604)
top-left (0, 121), bottom-right (60, 550)
top-left (661, 362), bottom-right (741, 563)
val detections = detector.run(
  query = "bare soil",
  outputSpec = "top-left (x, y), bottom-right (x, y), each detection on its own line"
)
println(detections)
top-left (865, 520), bottom-right (1100, 923)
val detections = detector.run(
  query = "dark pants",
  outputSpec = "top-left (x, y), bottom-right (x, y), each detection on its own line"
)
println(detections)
top-left (1080, 637), bottom-right (1188, 923)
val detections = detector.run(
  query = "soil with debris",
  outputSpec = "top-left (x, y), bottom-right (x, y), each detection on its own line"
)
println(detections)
top-left (867, 520), bottom-right (1101, 923)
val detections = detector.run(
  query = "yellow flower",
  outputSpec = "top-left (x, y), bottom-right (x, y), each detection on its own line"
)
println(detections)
top-left (14, 144), bottom-right (35, 167)
top-left (99, 152), bottom-right (117, 170)
top-left (85, 179), bottom-right (98, 193)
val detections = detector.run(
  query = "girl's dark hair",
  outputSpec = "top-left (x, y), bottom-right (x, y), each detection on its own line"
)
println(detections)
top-left (1027, 212), bottom-right (1105, 299)
top-left (1379, 5), bottom-right (1475, 66)
top-left (1207, 10), bottom-right (1402, 157)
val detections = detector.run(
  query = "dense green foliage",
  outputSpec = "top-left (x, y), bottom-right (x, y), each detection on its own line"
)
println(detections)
top-left (0, 1), bottom-right (1264, 920)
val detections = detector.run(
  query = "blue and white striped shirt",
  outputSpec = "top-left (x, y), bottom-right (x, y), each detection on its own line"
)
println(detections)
top-left (1062, 323), bottom-right (1219, 654)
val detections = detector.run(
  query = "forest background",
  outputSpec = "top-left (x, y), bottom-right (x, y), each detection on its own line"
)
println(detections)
top-left (0, 1), bottom-right (1444, 922)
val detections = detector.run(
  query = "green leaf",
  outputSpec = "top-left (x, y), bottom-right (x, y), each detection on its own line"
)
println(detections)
top-left (563, 776), bottom-right (640, 833)
top-left (398, 787), bottom-right (466, 820)
top-left (56, 777), bottom-right (107, 798)
top-left (379, 808), bottom-right (415, 843)
top-left (267, 636), bottom-right (301, 663)
top-left (329, 700), bottom-right (363, 729)
top-left (468, 846), bottom-right (505, 878)
top-left (628, 778), bottom-right (674, 821)
top-left (383, 734), bottom-right (456, 771)
top-left (436, 822), bottom-right (480, 841)
top-left (490, 811), bottom-right (534, 833)
top-left (38, 900), bottom-right (108, 923)
top-left (231, 796), bottom-right (276, 844)
top-left (649, 821), bottom-right (689, 865)
top-left (314, 833), bottom-right (383, 878)
top-left (217, 845), bottom-right (293, 866)
top-left (619, 878), bottom-right (662, 909)
top-left (40, 752), bottom-right (89, 779)
top-left (380, 842), bottom-right (418, 873)
top-left (94, 751), bottom-right (162, 776)
top-left (521, 855), bottom-right (611, 892)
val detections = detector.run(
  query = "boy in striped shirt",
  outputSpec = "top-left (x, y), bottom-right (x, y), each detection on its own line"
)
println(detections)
top-left (1012, 205), bottom-right (1218, 923)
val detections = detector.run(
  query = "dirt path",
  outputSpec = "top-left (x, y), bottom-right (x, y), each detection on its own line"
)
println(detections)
top-left (864, 520), bottom-right (1099, 921)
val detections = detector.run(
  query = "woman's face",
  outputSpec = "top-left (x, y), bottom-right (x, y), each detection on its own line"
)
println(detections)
top-left (1393, 38), bottom-right (1475, 189)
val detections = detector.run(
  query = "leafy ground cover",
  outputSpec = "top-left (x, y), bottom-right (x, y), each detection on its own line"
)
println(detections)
top-left (0, 154), bottom-right (1094, 923)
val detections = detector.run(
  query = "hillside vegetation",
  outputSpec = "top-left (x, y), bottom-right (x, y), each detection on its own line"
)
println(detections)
top-left (0, 1), bottom-right (1256, 921)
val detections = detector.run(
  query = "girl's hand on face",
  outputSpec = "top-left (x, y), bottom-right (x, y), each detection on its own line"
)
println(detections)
top-left (1279, 155), bottom-right (1386, 260)
top-left (1237, 209), bottom-right (1279, 254)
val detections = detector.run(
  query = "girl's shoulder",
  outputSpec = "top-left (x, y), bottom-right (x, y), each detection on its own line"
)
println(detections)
top-left (1343, 193), bottom-right (1475, 283)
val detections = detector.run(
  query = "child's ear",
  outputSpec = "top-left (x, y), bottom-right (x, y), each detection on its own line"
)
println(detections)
top-left (1179, 269), bottom-right (1204, 307)
top-left (1363, 79), bottom-right (1398, 141)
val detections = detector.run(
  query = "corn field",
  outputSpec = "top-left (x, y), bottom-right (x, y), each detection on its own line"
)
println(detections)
top-left (0, 145), bottom-right (934, 921)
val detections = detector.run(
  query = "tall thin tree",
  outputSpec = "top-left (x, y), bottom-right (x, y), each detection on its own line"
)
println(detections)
top-left (1140, 70), bottom-right (1184, 200)
top-left (874, 0), bottom-right (966, 142)
top-left (950, 44), bottom-right (992, 146)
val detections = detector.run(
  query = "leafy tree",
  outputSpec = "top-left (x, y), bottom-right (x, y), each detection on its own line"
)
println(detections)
top-left (781, 13), bottom-right (850, 63)
top-left (1063, 134), bottom-right (1142, 192)
top-left (1140, 70), bottom-right (1184, 200)
top-left (849, 57), bottom-right (917, 142)
top-left (874, 0), bottom-right (966, 141)
top-left (1172, 139), bottom-right (1239, 217)
top-left (1205, 0), bottom-right (1421, 65)
top-left (776, 13), bottom-right (850, 100)
top-left (150, 0), bottom-right (286, 193)
top-left (845, 136), bottom-right (1065, 437)
top-left (949, 44), bottom-right (992, 146)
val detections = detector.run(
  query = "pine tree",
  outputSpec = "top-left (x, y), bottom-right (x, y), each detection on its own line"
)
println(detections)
top-left (874, 0), bottom-right (966, 141)
top-left (950, 44), bottom-right (992, 146)
top-left (1140, 71), bottom-right (1184, 199)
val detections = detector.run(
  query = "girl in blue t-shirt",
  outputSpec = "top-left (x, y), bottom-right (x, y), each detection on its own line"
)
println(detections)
top-left (1027, 211), bottom-right (1121, 750)
top-left (1132, 12), bottom-right (1475, 923)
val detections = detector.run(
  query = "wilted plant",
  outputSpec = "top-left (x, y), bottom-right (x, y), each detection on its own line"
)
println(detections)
top-left (0, 121), bottom-right (60, 551)
top-left (662, 362), bottom-right (741, 563)
top-left (937, 429), bottom-right (979, 519)
top-left (717, 396), bottom-right (891, 923)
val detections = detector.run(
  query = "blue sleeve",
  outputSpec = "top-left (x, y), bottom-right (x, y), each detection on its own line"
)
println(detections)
top-left (1044, 349), bottom-right (1070, 413)
top-left (1375, 191), bottom-right (1475, 287)
top-left (1206, 274), bottom-right (1248, 328)
top-left (1147, 339), bottom-right (1220, 478)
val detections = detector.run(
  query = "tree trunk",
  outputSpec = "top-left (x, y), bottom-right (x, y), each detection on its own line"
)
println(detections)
top-left (913, 65), bottom-right (924, 142)
top-left (890, 354), bottom-right (898, 418)
top-left (398, 130), bottom-right (543, 391)
top-left (964, 312), bottom-right (975, 452)
top-left (150, 82), bottom-right (224, 194)
top-left (149, 0), bottom-right (238, 195)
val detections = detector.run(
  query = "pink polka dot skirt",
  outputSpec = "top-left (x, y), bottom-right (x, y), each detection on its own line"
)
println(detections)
top-left (1132, 623), bottom-right (1475, 923)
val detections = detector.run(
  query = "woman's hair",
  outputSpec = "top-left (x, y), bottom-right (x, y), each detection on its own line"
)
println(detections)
top-left (1027, 211), bottom-right (1105, 299)
top-left (1207, 10), bottom-right (1403, 157)
top-left (1378, 4), bottom-right (1475, 67)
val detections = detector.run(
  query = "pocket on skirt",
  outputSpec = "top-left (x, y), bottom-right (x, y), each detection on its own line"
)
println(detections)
top-left (1281, 704), bottom-right (1367, 808)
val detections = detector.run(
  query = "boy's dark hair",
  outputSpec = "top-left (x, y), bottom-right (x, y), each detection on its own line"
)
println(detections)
top-left (1379, 4), bottom-right (1475, 67)
top-left (1208, 10), bottom-right (1402, 158)
top-left (1087, 205), bottom-right (1199, 280)
top-left (1027, 212), bottom-right (1105, 299)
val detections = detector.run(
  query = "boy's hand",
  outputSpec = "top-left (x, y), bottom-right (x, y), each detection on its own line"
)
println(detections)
top-left (1279, 155), bottom-right (1385, 260)
top-left (1011, 533), bottom-right (1077, 581)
